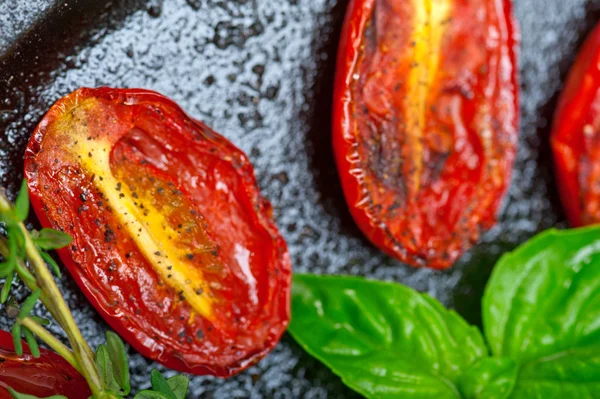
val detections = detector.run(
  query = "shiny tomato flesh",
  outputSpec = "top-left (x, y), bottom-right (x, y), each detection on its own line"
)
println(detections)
top-left (0, 330), bottom-right (90, 398)
top-left (551, 23), bottom-right (600, 227)
top-left (333, 0), bottom-right (520, 269)
top-left (24, 88), bottom-right (291, 377)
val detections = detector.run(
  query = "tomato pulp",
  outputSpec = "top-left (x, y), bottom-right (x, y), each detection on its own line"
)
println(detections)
top-left (25, 88), bottom-right (291, 377)
top-left (333, 0), bottom-right (520, 269)
top-left (0, 330), bottom-right (90, 398)
top-left (551, 22), bottom-right (600, 226)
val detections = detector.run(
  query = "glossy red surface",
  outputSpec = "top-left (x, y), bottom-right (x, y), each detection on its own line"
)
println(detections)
top-left (333, 0), bottom-right (520, 269)
top-left (0, 330), bottom-right (90, 398)
top-left (24, 88), bottom-right (291, 377)
top-left (551, 23), bottom-right (600, 227)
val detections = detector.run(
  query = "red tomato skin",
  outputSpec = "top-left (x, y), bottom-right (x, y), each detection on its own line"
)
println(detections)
top-left (551, 23), bottom-right (600, 227)
top-left (333, 0), bottom-right (520, 269)
top-left (24, 88), bottom-right (291, 377)
top-left (0, 330), bottom-right (90, 399)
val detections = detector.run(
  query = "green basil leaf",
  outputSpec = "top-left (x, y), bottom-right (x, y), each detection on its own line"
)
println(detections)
top-left (483, 227), bottom-right (600, 397)
top-left (133, 391), bottom-right (170, 399)
top-left (289, 274), bottom-right (487, 399)
top-left (106, 331), bottom-right (131, 395)
top-left (510, 348), bottom-right (600, 398)
top-left (34, 228), bottom-right (72, 250)
top-left (8, 387), bottom-right (67, 399)
top-left (14, 180), bottom-right (29, 222)
top-left (95, 344), bottom-right (121, 393)
top-left (150, 370), bottom-right (177, 399)
top-left (457, 357), bottom-right (518, 399)
top-left (166, 375), bottom-right (189, 399)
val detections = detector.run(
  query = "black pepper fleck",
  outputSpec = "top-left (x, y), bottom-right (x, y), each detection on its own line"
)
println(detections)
top-left (104, 228), bottom-right (116, 243)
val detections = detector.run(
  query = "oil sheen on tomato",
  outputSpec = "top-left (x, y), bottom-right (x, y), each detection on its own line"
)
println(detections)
top-left (0, 330), bottom-right (90, 398)
top-left (333, 0), bottom-right (520, 269)
top-left (24, 88), bottom-right (291, 377)
top-left (551, 22), bottom-right (600, 227)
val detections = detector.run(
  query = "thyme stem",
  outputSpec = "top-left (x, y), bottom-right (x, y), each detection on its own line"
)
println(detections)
top-left (0, 191), bottom-right (104, 396)
top-left (20, 316), bottom-right (80, 373)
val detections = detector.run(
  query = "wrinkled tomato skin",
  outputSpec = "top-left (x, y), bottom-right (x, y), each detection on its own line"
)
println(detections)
top-left (0, 330), bottom-right (90, 399)
top-left (551, 23), bottom-right (600, 227)
top-left (24, 88), bottom-right (291, 377)
top-left (333, 0), bottom-right (520, 269)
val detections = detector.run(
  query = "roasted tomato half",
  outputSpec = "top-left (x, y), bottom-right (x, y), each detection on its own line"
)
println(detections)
top-left (333, 0), bottom-right (520, 269)
top-left (24, 88), bottom-right (291, 377)
top-left (0, 330), bottom-right (90, 398)
top-left (551, 23), bottom-right (600, 227)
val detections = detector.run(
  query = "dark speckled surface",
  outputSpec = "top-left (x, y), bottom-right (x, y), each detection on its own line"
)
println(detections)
top-left (1, 0), bottom-right (600, 397)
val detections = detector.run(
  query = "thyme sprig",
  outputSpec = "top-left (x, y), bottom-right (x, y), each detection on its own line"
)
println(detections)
top-left (0, 181), bottom-right (189, 399)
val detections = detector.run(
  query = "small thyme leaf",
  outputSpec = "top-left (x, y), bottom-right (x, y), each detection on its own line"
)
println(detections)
top-left (11, 323), bottom-right (22, 355)
top-left (14, 260), bottom-right (35, 287)
top-left (106, 331), bottom-right (131, 395)
top-left (150, 369), bottom-right (177, 399)
top-left (95, 344), bottom-right (121, 393)
top-left (23, 327), bottom-right (40, 358)
top-left (0, 260), bottom-right (15, 279)
top-left (7, 228), bottom-right (19, 266)
top-left (133, 391), bottom-right (170, 399)
top-left (166, 375), bottom-right (189, 399)
top-left (8, 387), bottom-right (67, 399)
top-left (14, 180), bottom-right (29, 222)
top-left (29, 315), bottom-right (50, 326)
top-left (8, 226), bottom-right (25, 259)
top-left (34, 229), bottom-right (72, 250)
top-left (18, 289), bottom-right (41, 320)
top-left (1, 271), bottom-right (14, 303)
top-left (40, 251), bottom-right (61, 278)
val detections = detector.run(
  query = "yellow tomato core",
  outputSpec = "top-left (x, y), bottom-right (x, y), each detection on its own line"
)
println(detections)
top-left (59, 99), bottom-right (216, 321)
top-left (405, 0), bottom-right (452, 194)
